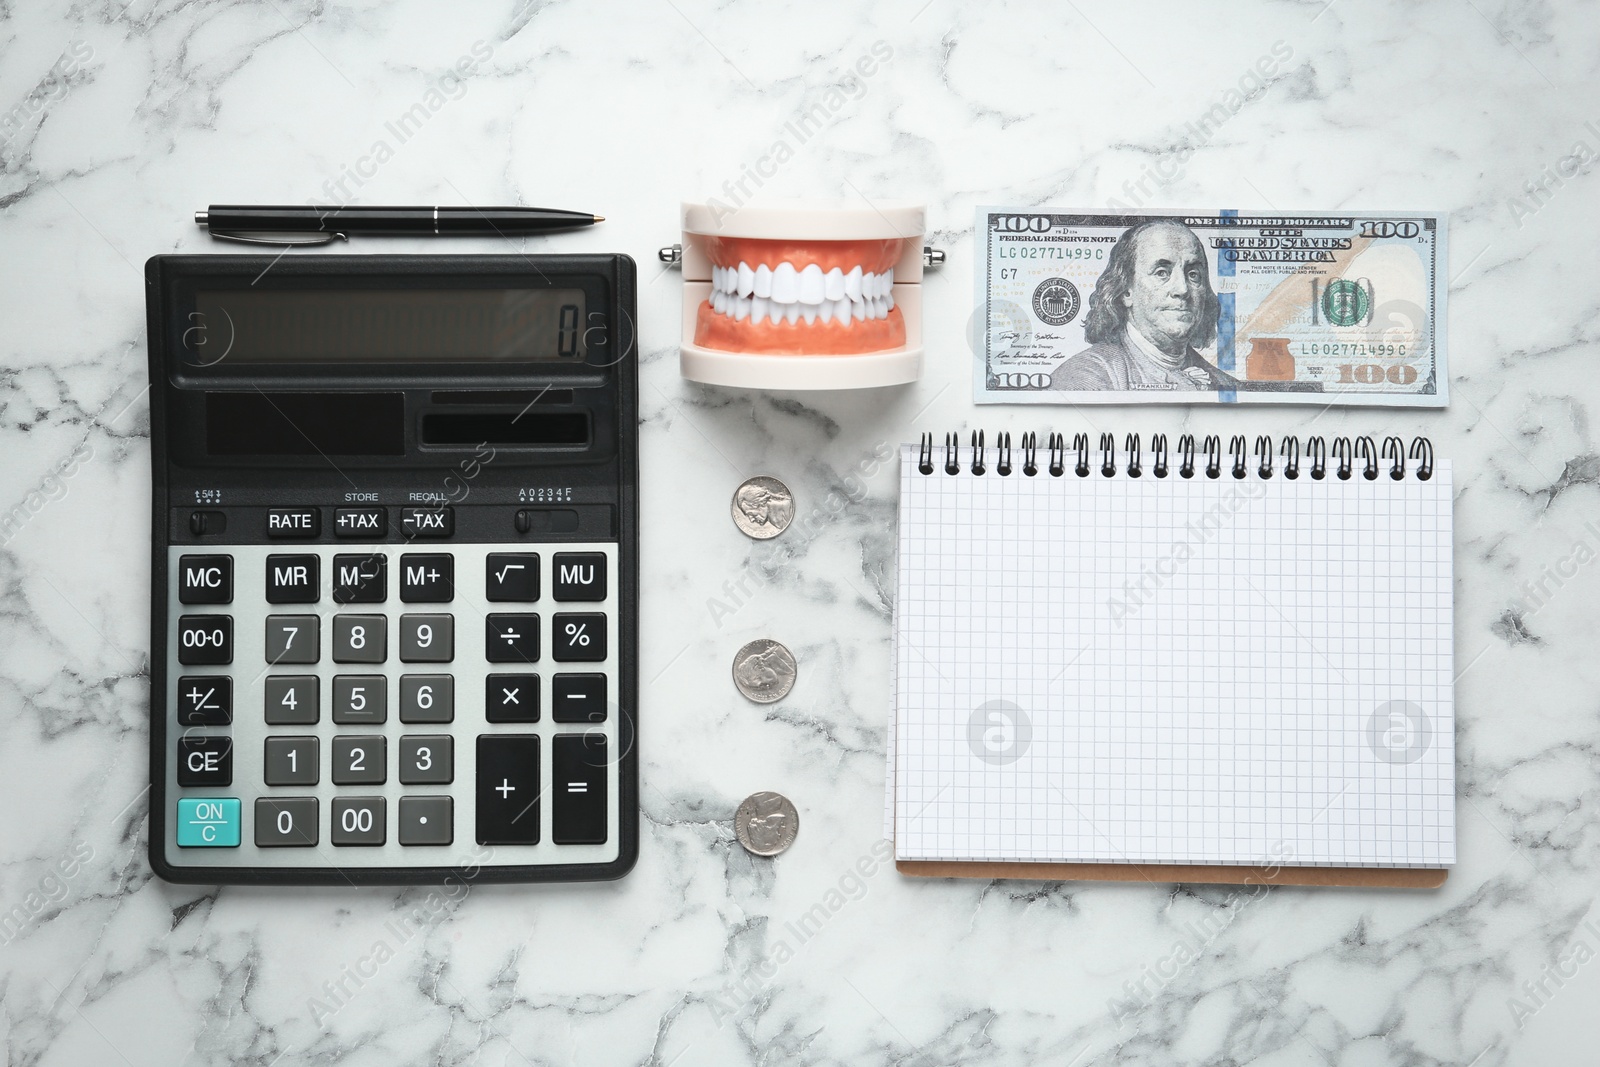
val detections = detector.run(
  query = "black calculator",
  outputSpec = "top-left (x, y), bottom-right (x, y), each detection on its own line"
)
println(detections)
top-left (145, 254), bottom-right (638, 884)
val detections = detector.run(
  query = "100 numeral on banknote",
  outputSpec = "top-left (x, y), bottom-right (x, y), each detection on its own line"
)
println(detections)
top-left (975, 208), bottom-right (1446, 407)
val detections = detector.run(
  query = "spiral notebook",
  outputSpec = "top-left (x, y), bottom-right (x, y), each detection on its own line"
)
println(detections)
top-left (889, 432), bottom-right (1454, 888)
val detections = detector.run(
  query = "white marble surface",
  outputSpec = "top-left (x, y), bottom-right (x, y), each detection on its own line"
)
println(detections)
top-left (1, 1), bottom-right (1598, 1064)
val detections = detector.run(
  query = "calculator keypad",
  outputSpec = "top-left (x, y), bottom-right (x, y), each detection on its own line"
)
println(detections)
top-left (165, 542), bottom-right (620, 871)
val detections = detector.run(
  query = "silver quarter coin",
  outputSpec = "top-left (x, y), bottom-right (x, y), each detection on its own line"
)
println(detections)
top-left (735, 791), bottom-right (800, 857)
top-left (732, 638), bottom-right (797, 703)
top-left (732, 476), bottom-right (794, 539)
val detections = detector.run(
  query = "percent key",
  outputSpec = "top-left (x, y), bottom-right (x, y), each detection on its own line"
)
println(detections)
top-left (553, 613), bottom-right (607, 662)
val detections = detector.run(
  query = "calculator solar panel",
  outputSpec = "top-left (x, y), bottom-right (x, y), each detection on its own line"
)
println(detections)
top-left (145, 255), bottom-right (638, 884)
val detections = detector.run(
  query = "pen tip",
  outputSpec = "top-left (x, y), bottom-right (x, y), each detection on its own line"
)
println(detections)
top-left (592, 215), bottom-right (605, 223)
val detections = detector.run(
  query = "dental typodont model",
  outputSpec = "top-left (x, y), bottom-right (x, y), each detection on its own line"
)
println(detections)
top-left (670, 200), bottom-right (929, 389)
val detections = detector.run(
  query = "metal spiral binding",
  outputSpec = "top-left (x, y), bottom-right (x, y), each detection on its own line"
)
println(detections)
top-left (1355, 435), bottom-right (1378, 480)
top-left (1255, 435), bottom-right (1273, 478)
top-left (1411, 437), bottom-right (1434, 480)
top-left (912, 433), bottom-right (1437, 482)
top-left (1332, 437), bottom-right (1352, 480)
top-left (1382, 435), bottom-right (1405, 480)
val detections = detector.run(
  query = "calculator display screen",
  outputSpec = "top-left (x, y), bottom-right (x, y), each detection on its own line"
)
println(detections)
top-left (192, 289), bottom-right (588, 362)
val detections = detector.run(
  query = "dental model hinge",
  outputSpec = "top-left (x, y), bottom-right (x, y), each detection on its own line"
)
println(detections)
top-left (923, 247), bottom-right (945, 267)
top-left (659, 244), bottom-right (683, 266)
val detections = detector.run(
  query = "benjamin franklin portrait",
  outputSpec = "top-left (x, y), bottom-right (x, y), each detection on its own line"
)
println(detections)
top-left (1050, 219), bottom-right (1241, 392)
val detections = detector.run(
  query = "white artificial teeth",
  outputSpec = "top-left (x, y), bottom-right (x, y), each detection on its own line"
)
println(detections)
top-left (825, 267), bottom-right (844, 301)
top-left (798, 264), bottom-right (825, 304)
top-left (844, 267), bottom-right (862, 301)
top-left (711, 260), bottom-right (903, 325)
top-left (770, 262), bottom-right (798, 303)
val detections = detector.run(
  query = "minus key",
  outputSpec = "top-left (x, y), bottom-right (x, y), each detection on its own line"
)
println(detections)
top-left (552, 673), bottom-right (607, 723)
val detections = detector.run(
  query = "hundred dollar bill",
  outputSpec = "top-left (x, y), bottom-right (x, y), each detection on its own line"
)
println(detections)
top-left (974, 208), bottom-right (1446, 406)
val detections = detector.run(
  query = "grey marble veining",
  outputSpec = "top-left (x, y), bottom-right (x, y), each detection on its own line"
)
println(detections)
top-left (1, 1), bottom-right (1598, 1064)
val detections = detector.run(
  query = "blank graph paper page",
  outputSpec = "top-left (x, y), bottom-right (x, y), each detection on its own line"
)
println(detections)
top-left (891, 444), bottom-right (1454, 868)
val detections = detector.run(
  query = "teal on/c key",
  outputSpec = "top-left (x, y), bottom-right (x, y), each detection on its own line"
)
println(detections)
top-left (177, 797), bottom-right (240, 847)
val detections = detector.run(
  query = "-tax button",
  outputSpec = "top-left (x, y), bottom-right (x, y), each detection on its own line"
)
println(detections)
top-left (176, 797), bottom-right (240, 847)
top-left (401, 507), bottom-right (452, 538)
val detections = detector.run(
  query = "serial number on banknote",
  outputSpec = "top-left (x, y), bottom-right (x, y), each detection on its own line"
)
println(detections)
top-left (974, 208), bottom-right (1447, 407)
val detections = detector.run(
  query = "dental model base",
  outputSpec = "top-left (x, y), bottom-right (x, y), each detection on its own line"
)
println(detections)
top-left (673, 200), bottom-right (927, 390)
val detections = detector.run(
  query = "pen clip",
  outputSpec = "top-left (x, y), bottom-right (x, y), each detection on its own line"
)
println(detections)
top-left (206, 230), bottom-right (348, 247)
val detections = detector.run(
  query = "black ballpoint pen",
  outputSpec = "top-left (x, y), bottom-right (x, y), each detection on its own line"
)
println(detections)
top-left (194, 204), bottom-right (604, 246)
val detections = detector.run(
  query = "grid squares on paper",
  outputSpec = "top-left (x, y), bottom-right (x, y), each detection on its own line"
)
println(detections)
top-left (890, 443), bottom-right (1455, 868)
